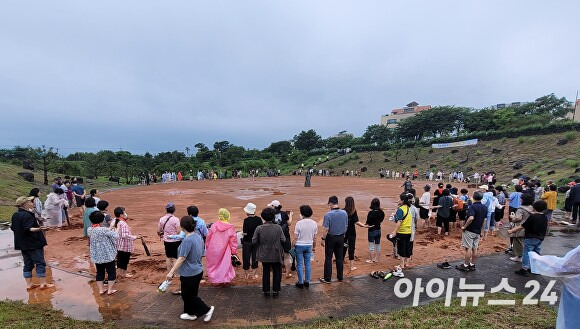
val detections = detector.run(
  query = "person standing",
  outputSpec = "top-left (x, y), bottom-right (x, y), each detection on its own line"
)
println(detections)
top-left (158, 203), bottom-right (181, 272)
top-left (268, 200), bottom-right (293, 277)
top-left (509, 201), bottom-right (549, 276)
top-left (419, 185), bottom-right (431, 227)
top-left (541, 184), bottom-right (558, 222)
top-left (365, 198), bottom-right (384, 263)
top-left (71, 180), bottom-right (86, 216)
top-left (114, 207), bottom-right (139, 279)
top-left (87, 211), bottom-right (118, 295)
top-left (508, 193), bottom-right (534, 263)
top-left (166, 216), bottom-right (215, 322)
top-left (11, 196), bottom-right (53, 290)
top-left (252, 207), bottom-right (286, 297)
top-left (391, 193), bottom-right (414, 277)
top-left (319, 196), bottom-right (348, 284)
top-left (456, 191), bottom-right (487, 271)
top-left (242, 203), bottom-right (262, 279)
top-left (293, 205), bottom-right (318, 288)
top-left (570, 178), bottom-right (580, 226)
top-left (434, 189), bottom-right (453, 236)
top-left (43, 188), bottom-right (68, 228)
top-left (205, 208), bottom-right (237, 285)
top-left (82, 197), bottom-right (98, 237)
top-left (29, 188), bottom-right (44, 224)
top-left (343, 197), bottom-right (366, 271)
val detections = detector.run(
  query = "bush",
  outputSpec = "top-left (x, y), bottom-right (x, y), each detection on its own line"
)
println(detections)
top-left (501, 137), bottom-right (508, 143)
top-left (518, 137), bottom-right (525, 144)
top-left (476, 150), bottom-right (483, 156)
top-left (527, 136), bottom-right (537, 144)
top-left (564, 159), bottom-right (578, 168)
top-left (563, 131), bottom-right (577, 141)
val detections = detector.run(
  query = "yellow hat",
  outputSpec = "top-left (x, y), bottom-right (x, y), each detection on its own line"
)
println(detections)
top-left (218, 208), bottom-right (230, 222)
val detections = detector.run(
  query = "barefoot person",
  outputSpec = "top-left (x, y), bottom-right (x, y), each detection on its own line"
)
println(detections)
top-left (158, 203), bottom-right (181, 272)
top-left (11, 196), bottom-right (53, 290)
top-left (242, 203), bottom-right (262, 279)
top-left (114, 207), bottom-right (139, 278)
top-left (205, 208), bottom-right (238, 285)
top-left (343, 196), bottom-right (367, 271)
top-left (390, 193), bottom-right (413, 277)
top-left (253, 207), bottom-right (286, 297)
top-left (87, 211), bottom-right (118, 295)
top-left (365, 198), bottom-right (384, 263)
top-left (166, 216), bottom-right (215, 322)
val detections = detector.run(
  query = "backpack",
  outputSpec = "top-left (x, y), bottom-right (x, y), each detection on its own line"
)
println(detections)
top-left (453, 196), bottom-right (465, 211)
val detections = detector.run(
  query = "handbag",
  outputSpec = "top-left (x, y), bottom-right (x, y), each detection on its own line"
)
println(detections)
top-left (231, 254), bottom-right (242, 267)
top-left (158, 215), bottom-right (171, 237)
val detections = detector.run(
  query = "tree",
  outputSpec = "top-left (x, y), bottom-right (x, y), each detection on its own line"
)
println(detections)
top-left (293, 129), bottom-right (322, 151)
top-left (362, 124), bottom-right (393, 144)
top-left (266, 141), bottom-right (293, 155)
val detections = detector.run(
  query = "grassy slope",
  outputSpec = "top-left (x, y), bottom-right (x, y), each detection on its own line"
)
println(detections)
top-left (0, 294), bottom-right (556, 329)
top-left (324, 132), bottom-right (580, 185)
top-left (0, 163), bottom-right (128, 220)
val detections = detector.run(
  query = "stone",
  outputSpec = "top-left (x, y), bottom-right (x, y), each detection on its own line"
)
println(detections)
top-left (547, 170), bottom-right (556, 175)
top-left (491, 148), bottom-right (502, 154)
top-left (384, 159), bottom-right (390, 162)
top-left (399, 161), bottom-right (405, 164)
top-left (451, 149), bottom-right (459, 154)
top-left (22, 160), bottom-right (34, 170)
top-left (459, 157), bottom-right (469, 164)
top-left (512, 162), bottom-right (523, 170)
top-left (428, 149), bottom-right (433, 154)
top-left (466, 167), bottom-right (473, 172)
top-left (358, 161), bottom-right (363, 164)
top-left (18, 172), bottom-right (34, 182)
top-left (557, 139), bottom-right (568, 145)
top-left (109, 176), bottom-right (121, 184)
top-left (410, 164), bottom-right (416, 168)
top-left (575, 168), bottom-right (580, 173)
top-left (361, 167), bottom-right (367, 172)
top-left (430, 164), bottom-right (437, 168)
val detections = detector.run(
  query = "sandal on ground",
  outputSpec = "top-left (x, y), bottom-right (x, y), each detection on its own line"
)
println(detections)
top-left (172, 290), bottom-right (182, 295)
top-left (370, 271), bottom-right (380, 279)
top-left (99, 290), bottom-right (107, 295)
top-left (107, 290), bottom-right (118, 295)
top-left (39, 283), bottom-right (55, 290)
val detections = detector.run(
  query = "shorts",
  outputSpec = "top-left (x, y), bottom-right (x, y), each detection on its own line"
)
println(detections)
top-left (368, 230), bottom-right (381, 244)
top-left (164, 241), bottom-right (181, 259)
top-left (396, 234), bottom-right (412, 258)
top-left (436, 214), bottom-right (448, 227)
top-left (75, 196), bottom-right (84, 207)
top-left (449, 209), bottom-right (457, 222)
top-left (461, 230), bottom-right (480, 249)
top-left (419, 208), bottom-right (429, 219)
top-left (458, 210), bottom-right (467, 221)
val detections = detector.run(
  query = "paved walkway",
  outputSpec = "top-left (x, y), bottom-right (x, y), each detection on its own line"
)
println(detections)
top-left (112, 230), bottom-right (579, 328)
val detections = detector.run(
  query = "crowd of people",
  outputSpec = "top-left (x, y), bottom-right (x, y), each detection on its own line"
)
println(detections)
top-left (9, 172), bottom-right (580, 323)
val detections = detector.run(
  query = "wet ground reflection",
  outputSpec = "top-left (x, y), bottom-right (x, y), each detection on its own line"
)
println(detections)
top-left (0, 229), bottom-right (105, 321)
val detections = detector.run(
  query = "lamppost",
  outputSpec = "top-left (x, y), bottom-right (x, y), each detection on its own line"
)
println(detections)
top-left (39, 145), bottom-right (48, 185)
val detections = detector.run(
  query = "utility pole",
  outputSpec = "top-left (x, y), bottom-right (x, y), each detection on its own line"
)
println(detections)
top-left (41, 145), bottom-right (48, 185)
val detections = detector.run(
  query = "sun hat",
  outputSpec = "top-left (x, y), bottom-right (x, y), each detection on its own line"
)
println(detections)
top-left (15, 196), bottom-right (34, 207)
top-left (267, 200), bottom-right (281, 207)
top-left (243, 203), bottom-right (257, 215)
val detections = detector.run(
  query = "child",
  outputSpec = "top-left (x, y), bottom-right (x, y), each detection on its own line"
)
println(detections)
top-left (87, 211), bottom-right (118, 295)
top-left (114, 207), bottom-right (138, 279)
top-left (508, 200), bottom-right (548, 276)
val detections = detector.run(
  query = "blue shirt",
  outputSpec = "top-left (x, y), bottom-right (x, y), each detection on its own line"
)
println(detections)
top-left (323, 208), bottom-right (348, 236)
top-left (193, 216), bottom-right (208, 237)
top-left (71, 185), bottom-right (85, 195)
top-left (509, 192), bottom-right (522, 208)
top-left (177, 233), bottom-right (204, 277)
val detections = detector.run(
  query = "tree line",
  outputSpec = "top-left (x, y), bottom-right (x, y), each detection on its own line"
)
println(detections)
top-left (0, 93), bottom-right (575, 184)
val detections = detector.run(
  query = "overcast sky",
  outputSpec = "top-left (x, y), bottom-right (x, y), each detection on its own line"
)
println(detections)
top-left (1, 1), bottom-right (578, 154)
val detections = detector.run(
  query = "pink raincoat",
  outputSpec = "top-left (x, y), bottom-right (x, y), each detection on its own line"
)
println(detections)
top-left (205, 221), bottom-right (237, 284)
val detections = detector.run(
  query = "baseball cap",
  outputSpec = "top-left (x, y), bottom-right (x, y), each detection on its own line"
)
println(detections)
top-left (244, 203), bottom-right (257, 215)
top-left (15, 196), bottom-right (34, 207)
top-left (267, 200), bottom-right (281, 207)
top-left (165, 202), bottom-right (175, 209)
top-left (327, 196), bottom-right (339, 205)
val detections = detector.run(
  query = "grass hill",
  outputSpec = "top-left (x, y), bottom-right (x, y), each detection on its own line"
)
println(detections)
top-left (322, 132), bottom-right (580, 185)
top-left (0, 163), bottom-right (127, 220)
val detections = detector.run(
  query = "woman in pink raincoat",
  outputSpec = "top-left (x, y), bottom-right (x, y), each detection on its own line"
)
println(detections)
top-left (205, 208), bottom-right (238, 285)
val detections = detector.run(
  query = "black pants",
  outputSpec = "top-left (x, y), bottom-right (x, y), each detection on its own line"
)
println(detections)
top-left (96, 261), bottom-right (116, 281)
top-left (572, 203), bottom-right (580, 224)
top-left (323, 234), bottom-right (344, 282)
top-left (117, 251), bottom-right (131, 270)
top-left (262, 262), bottom-right (282, 293)
top-left (242, 241), bottom-right (258, 270)
top-left (436, 214), bottom-right (450, 233)
top-left (343, 235), bottom-right (355, 261)
top-left (180, 273), bottom-right (211, 317)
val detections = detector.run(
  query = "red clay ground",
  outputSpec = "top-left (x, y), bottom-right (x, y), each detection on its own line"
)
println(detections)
top-left (44, 176), bottom-right (508, 288)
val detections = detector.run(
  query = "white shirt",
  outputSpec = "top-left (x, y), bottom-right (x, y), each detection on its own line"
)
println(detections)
top-left (294, 218), bottom-right (318, 246)
top-left (419, 192), bottom-right (431, 210)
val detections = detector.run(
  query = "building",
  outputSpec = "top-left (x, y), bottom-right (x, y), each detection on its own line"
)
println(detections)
top-left (567, 99), bottom-right (580, 122)
top-left (380, 102), bottom-right (432, 128)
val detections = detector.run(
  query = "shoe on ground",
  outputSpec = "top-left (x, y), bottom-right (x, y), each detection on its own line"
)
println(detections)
top-left (370, 271), bottom-right (380, 279)
top-left (204, 306), bottom-right (214, 322)
top-left (510, 256), bottom-right (522, 262)
top-left (272, 291), bottom-right (279, 298)
top-left (103, 280), bottom-right (108, 285)
top-left (304, 282), bottom-right (310, 288)
top-left (295, 283), bottom-right (304, 289)
top-left (455, 264), bottom-right (470, 272)
top-left (515, 268), bottom-right (529, 277)
top-left (468, 264), bottom-right (476, 271)
top-left (180, 313), bottom-right (197, 321)
top-left (392, 267), bottom-right (404, 278)
top-left (319, 278), bottom-right (331, 284)
top-left (437, 262), bottom-right (451, 269)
